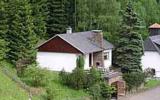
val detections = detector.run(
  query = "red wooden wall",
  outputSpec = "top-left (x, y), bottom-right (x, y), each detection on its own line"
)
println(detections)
top-left (38, 36), bottom-right (82, 54)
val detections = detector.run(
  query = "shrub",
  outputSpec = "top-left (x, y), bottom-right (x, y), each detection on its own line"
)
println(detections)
top-left (22, 64), bottom-right (48, 87)
top-left (59, 69), bottom-right (70, 86)
top-left (100, 82), bottom-right (116, 100)
top-left (144, 68), bottom-right (156, 78)
top-left (46, 87), bottom-right (57, 100)
top-left (123, 71), bottom-right (145, 90)
top-left (89, 84), bottom-right (101, 100)
top-left (86, 67), bottom-right (101, 88)
top-left (69, 67), bottom-right (87, 89)
top-left (59, 67), bottom-right (87, 90)
top-left (76, 55), bottom-right (85, 69)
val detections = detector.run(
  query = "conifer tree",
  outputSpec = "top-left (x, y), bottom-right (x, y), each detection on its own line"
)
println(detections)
top-left (0, 0), bottom-right (8, 60)
top-left (114, 2), bottom-right (143, 73)
top-left (7, 0), bottom-right (38, 64)
top-left (47, 0), bottom-right (68, 37)
top-left (29, 0), bottom-right (48, 39)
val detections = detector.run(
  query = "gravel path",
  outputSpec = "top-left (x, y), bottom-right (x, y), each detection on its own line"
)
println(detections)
top-left (119, 86), bottom-right (160, 100)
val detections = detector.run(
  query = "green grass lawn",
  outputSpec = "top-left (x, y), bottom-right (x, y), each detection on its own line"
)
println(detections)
top-left (145, 79), bottom-right (160, 89)
top-left (0, 61), bottom-right (89, 100)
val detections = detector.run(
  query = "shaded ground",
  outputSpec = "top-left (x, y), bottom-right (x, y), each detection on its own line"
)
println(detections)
top-left (119, 86), bottom-right (160, 100)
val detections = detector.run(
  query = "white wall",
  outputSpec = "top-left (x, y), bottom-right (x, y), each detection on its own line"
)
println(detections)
top-left (84, 54), bottom-right (90, 70)
top-left (141, 51), bottom-right (160, 77)
top-left (104, 50), bottom-right (112, 69)
top-left (37, 52), bottom-right (90, 72)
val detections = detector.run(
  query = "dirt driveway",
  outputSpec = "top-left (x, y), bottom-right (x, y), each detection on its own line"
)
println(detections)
top-left (119, 86), bottom-right (160, 100)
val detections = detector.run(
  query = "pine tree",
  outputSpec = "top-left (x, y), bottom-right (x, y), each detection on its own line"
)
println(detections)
top-left (47, 0), bottom-right (68, 37)
top-left (7, 0), bottom-right (38, 64)
top-left (114, 2), bottom-right (143, 73)
top-left (65, 0), bottom-right (76, 31)
top-left (0, 0), bottom-right (8, 60)
top-left (29, 0), bottom-right (48, 39)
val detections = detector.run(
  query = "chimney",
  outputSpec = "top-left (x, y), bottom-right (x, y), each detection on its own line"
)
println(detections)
top-left (66, 27), bottom-right (72, 34)
top-left (149, 23), bottom-right (160, 36)
top-left (91, 30), bottom-right (104, 48)
top-left (91, 30), bottom-right (104, 67)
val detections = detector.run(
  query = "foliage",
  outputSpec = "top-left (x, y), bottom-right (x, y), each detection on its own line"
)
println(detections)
top-left (0, 40), bottom-right (8, 61)
top-left (46, 0), bottom-right (68, 37)
top-left (123, 71), bottom-right (145, 90)
top-left (76, 0), bottom-right (121, 43)
top-left (0, 0), bottom-right (9, 61)
top-left (45, 70), bottom-right (89, 100)
top-left (76, 55), bottom-right (85, 69)
top-left (59, 69), bottom-right (70, 85)
top-left (60, 67), bottom-right (102, 90)
top-left (86, 67), bottom-right (101, 88)
top-left (89, 84), bottom-right (101, 100)
top-left (22, 64), bottom-right (48, 87)
top-left (6, 0), bottom-right (38, 65)
top-left (114, 1), bottom-right (143, 73)
top-left (144, 68), bottom-right (156, 78)
top-left (69, 67), bottom-right (87, 89)
top-left (100, 82), bottom-right (116, 100)
top-left (29, 0), bottom-right (48, 39)
top-left (46, 86), bottom-right (57, 100)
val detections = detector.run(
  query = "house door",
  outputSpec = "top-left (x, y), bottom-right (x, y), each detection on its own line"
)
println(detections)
top-left (89, 53), bottom-right (92, 67)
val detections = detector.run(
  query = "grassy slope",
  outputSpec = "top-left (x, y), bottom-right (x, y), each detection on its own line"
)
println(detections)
top-left (0, 68), bottom-right (29, 100)
top-left (0, 61), bottom-right (42, 100)
top-left (0, 61), bottom-right (89, 100)
top-left (45, 71), bottom-right (89, 100)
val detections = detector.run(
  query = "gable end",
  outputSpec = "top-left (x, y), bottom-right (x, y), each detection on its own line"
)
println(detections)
top-left (38, 36), bottom-right (82, 54)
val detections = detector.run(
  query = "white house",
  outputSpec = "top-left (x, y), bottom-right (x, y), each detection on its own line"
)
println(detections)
top-left (37, 29), bottom-right (114, 72)
top-left (142, 23), bottom-right (160, 77)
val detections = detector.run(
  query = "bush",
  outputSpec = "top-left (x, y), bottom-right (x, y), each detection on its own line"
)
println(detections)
top-left (89, 84), bottom-right (101, 100)
top-left (59, 67), bottom-right (102, 90)
top-left (100, 82), bottom-right (116, 100)
top-left (76, 55), bottom-right (85, 69)
top-left (69, 67), bottom-right (87, 89)
top-left (85, 67), bottom-right (101, 88)
top-left (123, 71), bottom-right (145, 90)
top-left (22, 64), bottom-right (48, 87)
top-left (59, 69), bottom-right (70, 86)
top-left (144, 68), bottom-right (156, 78)
top-left (59, 67), bottom-right (87, 90)
top-left (46, 87), bottom-right (57, 100)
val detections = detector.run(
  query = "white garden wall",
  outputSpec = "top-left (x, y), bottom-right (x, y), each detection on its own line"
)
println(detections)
top-left (37, 52), bottom-right (90, 72)
top-left (141, 51), bottom-right (160, 77)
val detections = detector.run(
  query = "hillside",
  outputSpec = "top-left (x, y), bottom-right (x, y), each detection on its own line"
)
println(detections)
top-left (0, 68), bottom-right (29, 100)
top-left (0, 61), bottom-right (89, 100)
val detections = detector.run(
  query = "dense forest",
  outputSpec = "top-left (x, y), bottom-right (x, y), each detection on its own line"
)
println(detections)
top-left (0, 0), bottom-right (160, 65)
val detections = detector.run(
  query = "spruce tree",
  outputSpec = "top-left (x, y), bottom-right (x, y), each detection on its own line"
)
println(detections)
top-left (29, 0), bottom-right (48, 39)
top-left (114, 2), bottom-right (143, 73)
top-left (7, 0), bottom-right (38, 64)
top-left (0, 0), bottom-right (8, 60)
top-left (47, 0), bottom-right (68, 37)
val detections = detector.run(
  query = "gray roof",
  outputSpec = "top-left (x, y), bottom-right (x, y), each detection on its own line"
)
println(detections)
top-left (144, 35), bottom-right (160, 54)
top-left (57, 31), bottom-right (114, 54)
top-left (39, 31), bottom-right (114, 54)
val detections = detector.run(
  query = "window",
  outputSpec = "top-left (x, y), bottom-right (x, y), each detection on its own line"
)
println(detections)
top-left (104, 52), bottom-right (109, 60)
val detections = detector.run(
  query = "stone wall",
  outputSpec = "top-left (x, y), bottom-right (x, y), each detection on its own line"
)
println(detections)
top-left (93, 51), bottom-right (104, 67)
